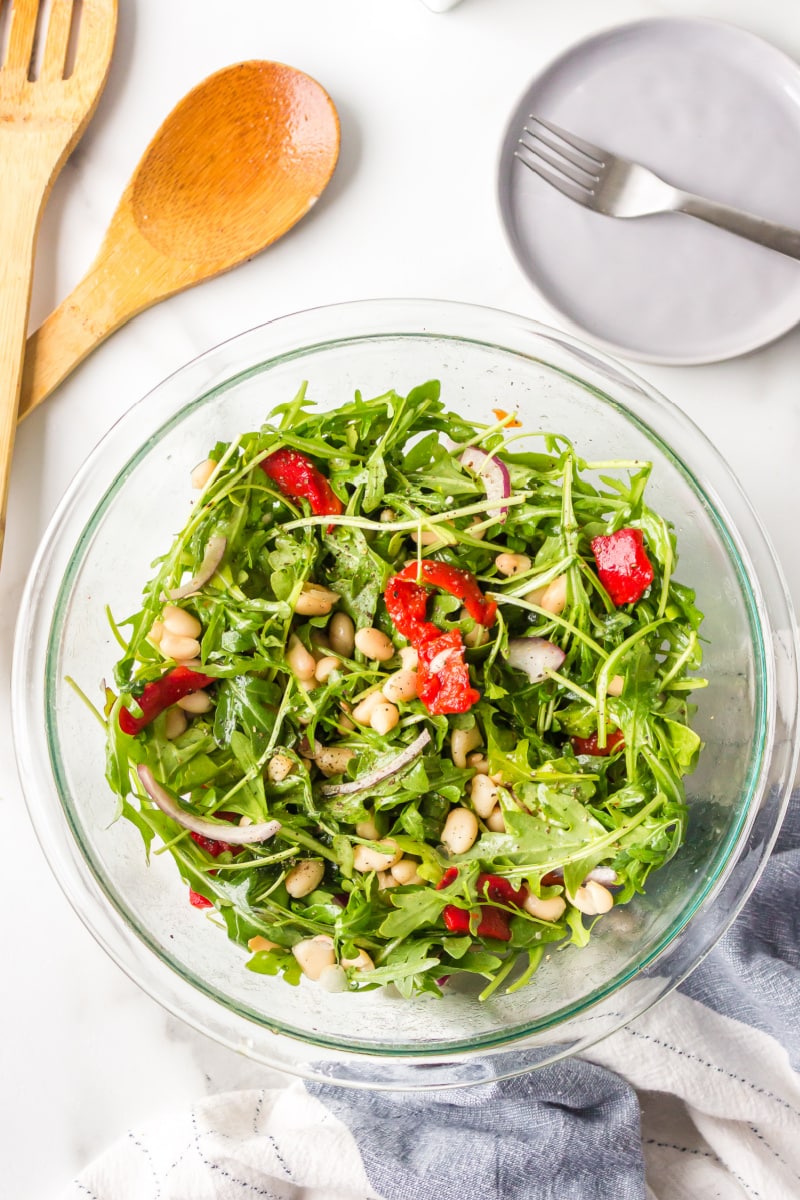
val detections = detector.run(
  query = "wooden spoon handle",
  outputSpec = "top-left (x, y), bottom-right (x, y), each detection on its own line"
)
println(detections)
top-left (0, 159), bottom-right (51, 560)
top-left (18, 217), bottom-right (195, 422)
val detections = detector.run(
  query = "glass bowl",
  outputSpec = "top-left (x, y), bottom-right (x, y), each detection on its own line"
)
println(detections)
top-left (13, 299), bottom-right (799, 1089)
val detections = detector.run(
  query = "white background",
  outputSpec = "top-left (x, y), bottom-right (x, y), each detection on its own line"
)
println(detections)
top-left (2, 1), bottom-right (799, 1194)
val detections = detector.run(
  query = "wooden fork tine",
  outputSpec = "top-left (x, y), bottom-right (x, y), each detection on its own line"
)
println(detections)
top-left (5, 0), bottom-right (39, 73)
top-left (41, 0), bottom-right (74, 82)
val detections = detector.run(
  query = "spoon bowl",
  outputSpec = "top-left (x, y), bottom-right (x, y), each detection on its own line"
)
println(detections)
top-left (18, 60), bottom-right (340, 420)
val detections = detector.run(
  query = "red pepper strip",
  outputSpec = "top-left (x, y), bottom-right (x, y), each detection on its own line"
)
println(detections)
top-left (477, 873), bottom-right (528, 908)
top-left (383, 577), bottom-right (439, 644)
top-left (119, 666), bottom-right (215, 735)
top-left (416, 630), bottom-right (480, 715)
top-left (571, 728), bottom-right (625, 757)
top-left (442, 903), bottom-right (512, 942)
top-left (189, 812), bottom-right (240, 857)
top-left (189, 888), bottom-right (214, 909)
top-left (397, 560), bottom-right (497, 627)
top-left (260, 448), bottom-right (343, 532)
top-left (590, 527), bottom-right (654, 606)
top-left (438, 871), bottom-right (515, 941)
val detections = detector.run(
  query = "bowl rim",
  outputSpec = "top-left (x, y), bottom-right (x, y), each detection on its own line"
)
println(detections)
top-left (12, 298), bottom-right (800, 1084)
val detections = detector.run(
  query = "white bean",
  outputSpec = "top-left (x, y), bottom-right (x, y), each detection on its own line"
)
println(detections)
top-left (370, 701), bottom-right (399, 735)
top-left (286, 635), bottom-right (316, 681)
top-left (292, 935), bottom-right (336, 981)
top-left (391, 858), bottom-right (424, 885)
top-left (486, 805), bottom-right (506, 832)
top-left (164, 707), bottom-right (187, 740)
top-left (267, 754), bottom-right (294, 783)
top-left (329, 612), bottom-right (355, 656)
top-left (523, 893), bottom-right (567, 922)
top-left (285, 859), bottom-right (325, 898)
top-left (314, 745), bottom-right (355, 777)
top-left (295, 583), bottom-right (339, 616)
top-left (466, 752), bottom-right (489, 775)
top-left (341, 948), bottom-right (375, 970)
top-left (354, 626), bottom-right (395, 661)
top-left (441, 807), bottom-right (479, 855)
top-left (176, 689), bottom-right (213, 714)
top-left (353, 839), bottom-right (402, 873)
top-left (351, 690), bottom-right (383, 725)
top-left (191, 458), bottom-right (217, 489)
top-left (318, 964), bottom-right (349, 992)
top-left (569, 880), bottom-right (614, 916)
top-left (162, 605), bottom-right (202, 639)
top-left (451, 726), bottom-right (482, 769)
top-left (607, 674), bottom-right (625, 697)
top-left (160, 632), bottom-right (201, 662)
top-left (382, 669), bottom-right (418, 704)
top-left (148, 619), bottom-right (164, 645)
top-left (410, 529), bottom-right (440, 546)
top-left (247, 935), bottom-right (280, 952)
top-left (495, 552), bottom-right (532, 577)
top-left (355, 817), bottom-right (381, 841)
top-left (378, 870), bottom-right (399, 890)
top-left (314, 655), bottom-right (341, 683)
top-left (380, 508), bottom-right (396, 523)
top-left (460, 608), bottom-right (490, 648)
top-left (399, 646), bottom-right (419, 670)
top-left (469, 773), bottom-right (498, 818)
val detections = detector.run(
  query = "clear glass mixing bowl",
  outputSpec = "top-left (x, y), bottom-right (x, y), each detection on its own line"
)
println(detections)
top-left (12, 299), bottom-right (799, 1089)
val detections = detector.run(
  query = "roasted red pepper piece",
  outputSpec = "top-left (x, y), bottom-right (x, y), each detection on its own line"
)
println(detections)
top-left (396, 560), bottom-right (497, 627)
top-left (383, 577), bottom-right (439, 644)
top-left (119, 665), bottom-right (215, 735)
top-left (590, 527), bottom-right (654, 606)
top-left (436, 867), bottom-right (460, 890)
top-left (416, 630), bottom-right (480, 715)
top-left (477, 873), bottom-right (528, 908)
top-left (189, 888), bottom-right (214, 909)
top-left (260, 447), bottom-right (343, 530)
top-left (189, 811), bottom-right (240, 857)
top-left (442, 903), bottom-right (512, 942)
top-left (571, 728), bottom-right (625, 757)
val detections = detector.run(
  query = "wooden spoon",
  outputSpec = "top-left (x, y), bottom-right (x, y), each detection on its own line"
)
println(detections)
top-left (17, 59), bottom-right (340, 422)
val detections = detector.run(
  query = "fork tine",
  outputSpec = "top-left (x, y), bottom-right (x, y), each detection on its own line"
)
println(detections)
top-left (514, 147), bottom-right (593, 208)
top-left (520, 127), bottom-right (598, 186)
top-left (524, 123), bottom-right (601, 179)
top-left (5, 0), bottom-right (39, 72)
top-left (529, 116), bottom-right (606, 165)
top-left (41, 0), bottom-right (74, 82)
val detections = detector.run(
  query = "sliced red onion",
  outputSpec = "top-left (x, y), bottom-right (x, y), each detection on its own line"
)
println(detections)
top-left (506, 637), bottom-right (565, 683)
top-left (459, 446), bottom-right (511, 523)
top-left (166, 535), bottom-right (227, 600)
top-left (137, 764), bottom-right (281, 844)
top-left (320, 728), bottom-right (431, 797)
top-left (586, 866), bottom-right (618, 885)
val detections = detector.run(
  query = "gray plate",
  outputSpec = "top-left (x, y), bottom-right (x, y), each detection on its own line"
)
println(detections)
top-left (498, 18), bottom-right (800, 364)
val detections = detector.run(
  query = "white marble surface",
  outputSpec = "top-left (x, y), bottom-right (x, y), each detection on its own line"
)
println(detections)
top-left (2, 0), bottom-right (800, 1194)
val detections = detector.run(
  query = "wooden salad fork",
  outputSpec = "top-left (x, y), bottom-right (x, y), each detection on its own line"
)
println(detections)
top-left (0, 0), bottom-right (116, 562)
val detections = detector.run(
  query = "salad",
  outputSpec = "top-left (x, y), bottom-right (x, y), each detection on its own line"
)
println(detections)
top-left (102, 381), bottom-right (705, 999)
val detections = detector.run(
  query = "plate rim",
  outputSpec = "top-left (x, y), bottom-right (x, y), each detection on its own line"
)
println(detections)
top-left (496, 15), bottom-right (800, 366)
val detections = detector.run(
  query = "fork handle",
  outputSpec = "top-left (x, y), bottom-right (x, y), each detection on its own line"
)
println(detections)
top-left (677, 193), bottom-right (800, 261)
top-left (0, 150), bottom-right (53, 564)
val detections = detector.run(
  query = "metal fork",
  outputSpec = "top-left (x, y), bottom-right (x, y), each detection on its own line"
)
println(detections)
top-left (516, 115), bottom-right (800, 261)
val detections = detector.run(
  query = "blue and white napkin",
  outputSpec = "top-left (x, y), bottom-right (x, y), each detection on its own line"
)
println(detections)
top-left (62, 794), bottom-right (800, 1200)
